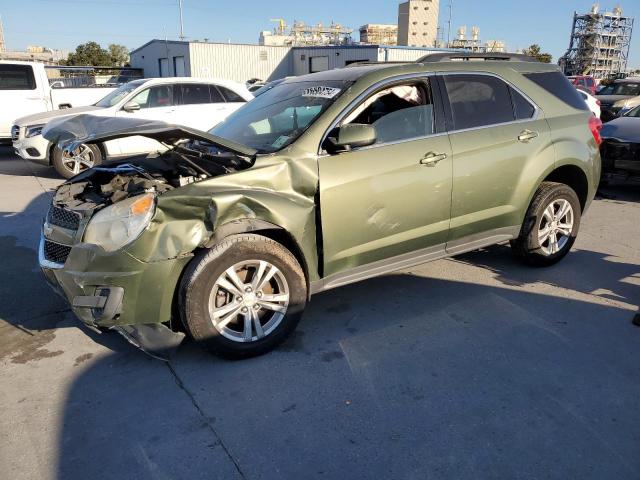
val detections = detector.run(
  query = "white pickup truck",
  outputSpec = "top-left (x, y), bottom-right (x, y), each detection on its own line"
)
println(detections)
top-left (0, 61), bottom-right (117, 141)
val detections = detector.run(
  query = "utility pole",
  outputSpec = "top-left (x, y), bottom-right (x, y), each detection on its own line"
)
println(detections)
top-left (178, 0), bottom-right (185, 41)
top-left (0, 16), bottom-right (6, 54)
top-left (446, 0), bottom-right (453, 48)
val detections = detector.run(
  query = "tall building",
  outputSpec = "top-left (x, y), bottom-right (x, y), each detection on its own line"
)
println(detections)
top-left (397, 0), bottom-right (440, 47)
top-left (560, 4), bottom-right (634, 80)
top-left (360, 24), bottom-right (398, 45)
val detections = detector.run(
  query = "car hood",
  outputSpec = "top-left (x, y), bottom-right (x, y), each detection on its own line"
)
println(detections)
top-left (14, 105), bottom-right (103, 127)
top-left (596, 94), bottom-right (633, 104)
top-left (600, 116), bottom-right (640, 142)
top-left (42, 114), bottom-right (258, 157)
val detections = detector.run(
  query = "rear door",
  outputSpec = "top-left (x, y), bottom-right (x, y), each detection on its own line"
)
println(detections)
top-left (439, 73), bottom-right (552, 253)
top-left (318, 75), bottom-right (453, 277)
top-left (171, 83), bottom-right (231, 131)
top-left (0, 64), bottom-right (47, 138)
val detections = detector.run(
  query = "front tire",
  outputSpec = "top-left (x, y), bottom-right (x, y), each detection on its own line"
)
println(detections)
top-left (179, 234), bottom-right (307, 359)
top-left (511, 182), bottom-right (581, 267)
top-left (52, 143), bottom-right (102, 179)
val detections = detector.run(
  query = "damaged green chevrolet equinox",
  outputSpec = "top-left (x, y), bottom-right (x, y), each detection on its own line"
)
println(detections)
top-left (39, 53), bottom-right (602, 359)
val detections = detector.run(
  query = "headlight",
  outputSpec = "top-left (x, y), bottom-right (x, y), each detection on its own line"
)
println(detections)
top-left (83, 193), bottom-right (155, 252)
top-left (25, 124), bottom-right (45, 138)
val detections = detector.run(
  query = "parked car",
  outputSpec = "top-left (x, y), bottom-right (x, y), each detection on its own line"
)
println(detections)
top-left (596, 77), bottom-right (640, 122)
top-left (577, 88), bottom-right (601, 117)
top-left (13, 77), bottom-right (253, 178)
top-left (39, 54), bottom-right (601, 359)
top-left (568, 75), bottom-right (596, 95)
top-left (0, 60), bottom-right (116, 142)
top-left (600, 105), bottom-right (640, 180)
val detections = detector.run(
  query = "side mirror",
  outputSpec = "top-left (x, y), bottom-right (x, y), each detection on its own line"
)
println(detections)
top-left (122, 101), bottom-right (141, 113)
top-left (325, 124), bottom-right (377, 153)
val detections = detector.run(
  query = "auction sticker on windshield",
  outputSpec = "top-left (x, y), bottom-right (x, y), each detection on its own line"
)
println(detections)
top-left (302, 86), bottom-right (341, 99)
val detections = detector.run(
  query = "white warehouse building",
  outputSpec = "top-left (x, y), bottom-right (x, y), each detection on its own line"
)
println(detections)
top-left (129, 40), bottom-right (453, 82)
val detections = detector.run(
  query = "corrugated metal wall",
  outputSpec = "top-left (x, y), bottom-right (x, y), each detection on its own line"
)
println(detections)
top-left (188, 43), bottom-right (291, 82)
top-left (379, 47), bottom-right (444, 62)
top-left (130, 41), bottom-right (191, 78)
top-left (292, 46), bottom-right (380, 76)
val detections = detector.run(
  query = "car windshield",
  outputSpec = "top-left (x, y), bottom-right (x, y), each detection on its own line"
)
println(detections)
top-left (610, 82), bottom-right (640, 96)
top-left (94, 80), bottom-right (145, 108)
top-left (210, 80), bottom-right (351, 154)
top-left (624, 105), bottom-right (640, 117)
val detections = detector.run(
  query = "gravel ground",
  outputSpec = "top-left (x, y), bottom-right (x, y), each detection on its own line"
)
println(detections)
top-left (0, 147), bottom-right (638, 480)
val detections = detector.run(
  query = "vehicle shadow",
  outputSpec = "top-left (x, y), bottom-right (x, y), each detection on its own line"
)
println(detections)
top-left (55, 257), bottom-right (640, 479)
top-left (0, 146), bottom-right (62, 179)
top-left (597, 179), bottom-right (640, 203)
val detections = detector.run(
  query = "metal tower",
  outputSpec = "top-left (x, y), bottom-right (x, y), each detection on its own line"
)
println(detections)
top-left (560, 4), bottom-right (634, 80)
top-left (0, 16), bottom-right (6, 53)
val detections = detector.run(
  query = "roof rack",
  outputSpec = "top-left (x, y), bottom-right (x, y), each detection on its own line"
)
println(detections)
top-left (345, 61), bottom-right (414, 67)
top-left (417, 52), bottom-right (538, 63)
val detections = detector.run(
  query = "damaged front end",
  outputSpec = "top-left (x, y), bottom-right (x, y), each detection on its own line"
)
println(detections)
top-left (39, 115), bottom-right (261, 359)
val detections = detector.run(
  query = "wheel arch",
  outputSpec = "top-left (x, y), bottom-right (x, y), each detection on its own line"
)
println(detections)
top-left (542, 164), bottom-right (589, 211)
top-left (203, 219), bottom-right (312, 298)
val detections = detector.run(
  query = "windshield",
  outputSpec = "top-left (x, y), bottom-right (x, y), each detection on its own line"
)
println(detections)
top-left (209, 80), bottom-right (351, 153)
top-left (94, 80), bottom-right (145, 108)
top-left (610, 82), bottom-right (640, 96)
top-left (624, 105), bottom-right (640, 117)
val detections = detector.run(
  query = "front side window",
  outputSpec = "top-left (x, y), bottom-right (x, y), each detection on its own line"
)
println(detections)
top-left (342, 80), bottom-right (435, 144)
top-left (130, 85), bottom-right (173, 109)
top-left (443, 74), bottom-right (515, 130)
top-left (210, 80), bottom-right (350, 153)
top-left (0, 65), bottom-right (36, 90)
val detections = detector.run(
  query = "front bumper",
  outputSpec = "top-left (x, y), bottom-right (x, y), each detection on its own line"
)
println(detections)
top-left (38, 233), bottom-right (192, 329)
top-left (12, 127), bottom-right (50, 164)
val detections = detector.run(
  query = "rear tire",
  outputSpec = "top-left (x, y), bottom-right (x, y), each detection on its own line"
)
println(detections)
top-left (52, 143), bottom-right (102, 179)
top-left (511, 182), bottom-right (581, 267)
top-left (179, 234), bottom-right (307, 359)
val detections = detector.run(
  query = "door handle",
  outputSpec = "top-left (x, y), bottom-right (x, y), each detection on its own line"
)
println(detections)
top-left (420, 152), bottom-right (447, 167)
top-left (518, 130), bottom-right (539, 142)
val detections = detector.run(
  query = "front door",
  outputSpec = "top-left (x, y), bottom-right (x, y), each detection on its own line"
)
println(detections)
top-left (318, 77), bottom-right (452, 277)
top-left (439, 73), bottom-right (553, 252)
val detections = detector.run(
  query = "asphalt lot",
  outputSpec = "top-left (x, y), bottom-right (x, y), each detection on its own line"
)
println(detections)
top-left (0, 146), bottom-right (638, 480)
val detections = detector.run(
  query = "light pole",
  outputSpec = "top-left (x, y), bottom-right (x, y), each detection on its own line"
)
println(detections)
top-left (446, 0), bottom-right (453, 48)
top-left (178, 0), bottom-right (185, 41)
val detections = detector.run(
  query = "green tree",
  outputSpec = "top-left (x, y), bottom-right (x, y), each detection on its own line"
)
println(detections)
top-left (65, 41), bottom-right (111, 66)
top-left (108, 44), bottom-right (130, 67)
top-left (522, 44), bottom-right (552, 63)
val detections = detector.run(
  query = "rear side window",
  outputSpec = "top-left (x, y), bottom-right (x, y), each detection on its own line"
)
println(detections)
top-left (208, 85), bottom-right (224, 103)
top-left (0, 65), bottom-right (36, 90)
top-left (510, 87), bottom-right (536, 120)
top-left (180, 84), bottom-right (211, 105)
top-left (524, 72), bottom-right (588, 111)
top-left (443, 74), bottom-right (515, 130)
top-left (217, 86), bottom-right (246, 103)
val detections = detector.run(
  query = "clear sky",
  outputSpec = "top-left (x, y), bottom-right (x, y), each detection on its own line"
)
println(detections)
top-left (2, 0), bottom-right (639, 67)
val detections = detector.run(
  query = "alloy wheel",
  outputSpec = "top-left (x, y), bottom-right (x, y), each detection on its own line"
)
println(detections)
top-left (208, 260), bottom-right (290, 343)
top-left (538, 199), bottom-right (574, 255)
top-left (61, 144), bottom-right (95, 175)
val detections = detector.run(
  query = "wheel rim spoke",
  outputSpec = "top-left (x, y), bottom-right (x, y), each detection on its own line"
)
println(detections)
top-left (538, 225), bottom-right (551, 243)
top-left (209, 259), bottom-right (289, 343)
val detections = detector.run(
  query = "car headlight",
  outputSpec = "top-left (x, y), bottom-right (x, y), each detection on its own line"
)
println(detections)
top-left (25, 124), bottom-right (45, 138)
top-left (83, 193), bottom-right (156, 252)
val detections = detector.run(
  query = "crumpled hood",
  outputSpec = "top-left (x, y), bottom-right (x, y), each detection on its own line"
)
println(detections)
top-left (42, 114), bottom-right (257, 157)
top-left (14, 105), bottom-right (102, 127)
top-left (600, 116), bottom-right (640, 142)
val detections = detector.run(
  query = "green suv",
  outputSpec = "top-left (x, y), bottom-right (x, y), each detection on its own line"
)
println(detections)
top-left (40, 53), bottom-right (602, 358)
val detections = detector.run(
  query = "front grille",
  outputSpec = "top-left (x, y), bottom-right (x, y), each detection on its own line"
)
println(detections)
top-left (11, 125), bottom-right (19, 142)
top-left (43, 240), bottom-right (72, 265)
top-left (47, 205), bottom-right (81, 231)
top-left (602, 140), bottom-right (640, 161)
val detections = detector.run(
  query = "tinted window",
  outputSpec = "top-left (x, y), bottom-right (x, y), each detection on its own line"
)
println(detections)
top-left (217, 86), bottom-right (246, 103)
top-left (343, 81), bottom-right (434, 144)
top-left (130, 85), bottom-right (173, 109)
top-left (524, 72), bottom-right (589, 111)
top-left (443, 74), bottom-right (514, 130)
top-left (180, 83), bottom-right (211, 104)
top-left (610, 82), bottom-right (640, 96)
top-left (0, 65), bottom-right (36, 90)
top-left (510, 87), bottom-right (536, 120)
top-left (209, 85), bottom-right (224, 103)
